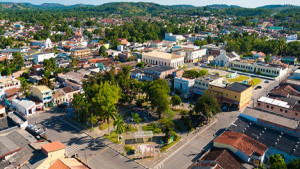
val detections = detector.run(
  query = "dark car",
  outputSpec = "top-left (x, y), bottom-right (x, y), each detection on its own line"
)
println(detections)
top-left (255, 85), bottom-right (262, 90)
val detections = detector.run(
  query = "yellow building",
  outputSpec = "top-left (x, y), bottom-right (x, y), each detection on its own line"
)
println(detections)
top-left (209, 82), bottom-right (252, 110)
top-left (36, 141), bottom-right (66, 169)
top-left (31, 85), bottom-right (52, 107)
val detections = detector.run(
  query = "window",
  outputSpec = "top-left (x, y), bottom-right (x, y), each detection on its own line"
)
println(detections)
top-left (235, 96), bottom-right (237, 98)
top-left (271, 106), bottom-right (273, 109)
top-left (226, 94), bottom-right (228, 96)
top-left (258, 103), bottom-right (261, 106)
top-left (285, 110), bottom-right (288, 113)
top-left (280, 109), bottom-right (283, 112)
top-left (296, 113), bottom-right (298, 116)
top-left (267, 105), bottom-right (269, 108)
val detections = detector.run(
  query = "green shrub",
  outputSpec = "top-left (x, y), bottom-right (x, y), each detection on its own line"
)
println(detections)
top-left (124, 145), bottom-right (135, 154)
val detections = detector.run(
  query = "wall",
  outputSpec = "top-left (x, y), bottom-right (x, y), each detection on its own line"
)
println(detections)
top-left (37, 149), bottom-right (65, 169)
top-left (257, 101), bottom-right (300, 120)
top-left (213, 142), bottom-right (249, 162)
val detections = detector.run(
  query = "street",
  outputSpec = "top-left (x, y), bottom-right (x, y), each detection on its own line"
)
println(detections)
top-left (27, 109), bottom-right (145, 169)
top-left (155, 110), bottom-right (240, 169)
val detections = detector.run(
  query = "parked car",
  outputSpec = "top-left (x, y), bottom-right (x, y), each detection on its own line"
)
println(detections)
top-left (255, 86), bottom-right (262, 90)
top-left (264, 80), bottom-right (269, 83)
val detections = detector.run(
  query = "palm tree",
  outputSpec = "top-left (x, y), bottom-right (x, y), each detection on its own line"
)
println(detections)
top-left (19, 77), bottom-right (31, 96)
top-left (88, 113), bottom-right (97, 130)
top-left (71, 94), bottom-right (83, 120)
top-left (113, 114), bottom-right (125, 142)
top-left (132, 112), bottom-right (141, 127)
top-left (103, 104), bottom-right (117, 134)
top-left (39, 76), bottom-right (53, 89)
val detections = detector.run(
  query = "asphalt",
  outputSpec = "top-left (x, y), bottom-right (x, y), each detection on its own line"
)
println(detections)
top-left (27, 109), bottom-right (144, 169)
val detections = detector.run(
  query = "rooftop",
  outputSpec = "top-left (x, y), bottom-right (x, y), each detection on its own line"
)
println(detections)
top-left (41, 141), bottom-right (65, 153)
top-left (242, 107), bottom-right (300, 130)
top-left (49, 159), bottom-right (69, 169)
top-left (214, 130), bottom-right (268, 156)
top-left (144, 66), bottom-right (175, 73)
top-left (225, 82), bottom-right (251, 93)
top-left (228, 117), bottom-right (300, 157)
top-left (192, 148), bottom-right (244, 169)
top-left (143, 51), bottom-right (184, 60)
top-left (33, 85), bottom-right (50, 92)
top-left (196, 74), bottom-right (221, 82)
top-left (258, 96), bottom-right (290, 109)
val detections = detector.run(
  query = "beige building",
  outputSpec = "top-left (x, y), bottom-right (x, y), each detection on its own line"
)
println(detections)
top-left (142, 51), bottom-right (184, 68)
top-left (52, 86), bottom-right (80, 106)
top-left (71, 48), bottom-right (91, 58)
top-left (31, 85), bottom-right (52, 106)
top-left (36, 141), bottom-right (66, 169)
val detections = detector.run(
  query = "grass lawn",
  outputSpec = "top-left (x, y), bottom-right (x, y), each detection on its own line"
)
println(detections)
top-left (105, 131), bottom-right (121, 144)
top-left (160, 135), bottom-right (181, 153)
top-left (99, 122), bottom-right (114, 131)
top-left (251, 78), bottom-right (262, 86)
top-left (227, 75), bottom-right (250, 83)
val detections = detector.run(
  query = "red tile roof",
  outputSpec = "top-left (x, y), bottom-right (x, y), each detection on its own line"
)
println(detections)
top-left (49, 159), bottom-right (70, 169)
top-left (214, 131), bottom-right (268, 156)
top-left (41, 141), bottom-right (65, 153)
top-left (0, 104), bottom-right (4, 109)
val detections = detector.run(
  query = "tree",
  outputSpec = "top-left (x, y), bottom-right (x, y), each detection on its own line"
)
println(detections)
top-left (194, 40), bottom-right (201, 46)
top-left (257, 70), bottom-right (262, 75)
top-left (287, 158), bottom-right (300, 169)
top-left (207, 35), bottom-right (213, 44)
top-left (19, 77), bottom-right (30, 96)
top-left (12, 52), bottom-right (24, 69)
top-left (39, 76), bottom-right (53, 89)
top-left (171, 95), bottom-right (181, 107)
top-left (113, 114), bottom-right (125, 142)
top-left (71, 94), bottom-right (84, 121)
top-left (88, 113), bottom-right (97, 130)
top-left (99, 45), bottom-right (108, 57)
top-left (269, 154), bottom-right (287, 169)
top-left (132, 112), bottom-right (141, 126)
top-left (194, 91), bottom-right (221, 119)
top-left (148, 79), bottom-right (170, 118)
top-left (265, 54), bottom-right (271, 62)
top-left (136, 62), bottom-right (144, 68)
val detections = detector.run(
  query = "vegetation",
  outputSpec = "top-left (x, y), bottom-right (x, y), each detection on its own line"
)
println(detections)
top-left (171, 95), bottom-right (181, 107)
top-left (194, 91), bottom-right (221, 119)
top-left (142, 123), bottom-right (162, 134)
top-left (183, 69), bottom-right (208, 79)
top-left (251, 78), bottom-right (262, 86)
top-left (227, 75), bottom-right (250, 83)
top-left (105, 131), bottom-right (121, 144)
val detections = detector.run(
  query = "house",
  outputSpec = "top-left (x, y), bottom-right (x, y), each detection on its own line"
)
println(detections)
top-left (31, 85), bottom-right (52, 107)
top-left (70, 47), bottom-right (91, 58)
top-left (282, 56), bottom-right (297, 65)
top-left (193, 75), bottom-right (223, 95)
top-left (24, 141), bottom-right (66, 169)
top-left (188, 148), bottom-right (244, 169)
top-left (53, 86), bottom-right (80, 106)
top-left (57, 71), bottom-right (85, 88)
top-left (118, 52), bottom-right (132, 62)
top-left (117, 38), bottom-right (130, 46)
top-left (4, 87), bottom-right (19, 102)
top-left (230, 60), bottom-right (288, 77)
top-left (142, 66), bottom-right (176, 81)
top-left (165, 33), bottom-right (184, 42)
top-left (209, 82), bottom-right (252, 110)
top-left (186, 49), bottom-right (207, 63)
top-left (256, 96), bottom-right (300, 120)
top-left (0, 104), bottom-right (5, 117)
top-left (0, 77), bottom-right (21, 99)
top-left (142, 51), bottom-right (184, 68)
top-left (33, 52), bottom-right (55, 64)
top-left (23, 61), bottom-right (33, 68)
top-left (202, 55), bottom-right (214, 64)
top-left (174, 77), bottom-right (195, 98)
top-left (214, 131), bottom-right (268, 165)
top-left (12, 99), bottom-right (36, 116)
top-left (49, 158), bottom-right (88, 169)
top-left (214, 50), bottom-right (240, 67)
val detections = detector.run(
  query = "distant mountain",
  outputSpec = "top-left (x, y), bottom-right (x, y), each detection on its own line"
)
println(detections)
top-left (169, 5), bottom-right (195, 9)
top-left (257, 4), bottom-right (299, 10)
top-left (0, 2), bottom-right (93, 10)
top-left (207, 4), bottom-right (241, 9)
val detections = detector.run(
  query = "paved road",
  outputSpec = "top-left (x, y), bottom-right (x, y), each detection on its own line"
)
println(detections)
top-left (157, 111), bottom-right (239, 169)
top-left (27, 110), bottom-right (144, 169)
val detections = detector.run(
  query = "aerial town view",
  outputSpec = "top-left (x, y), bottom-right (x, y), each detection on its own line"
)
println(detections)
top-left (0, 0), bottom-right (299, 168)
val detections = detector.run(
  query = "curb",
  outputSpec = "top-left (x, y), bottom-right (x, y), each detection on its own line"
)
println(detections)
top-left (153, 118), bottom-right (218, 169)
top-left (58, 116), bottom-right (148, 168)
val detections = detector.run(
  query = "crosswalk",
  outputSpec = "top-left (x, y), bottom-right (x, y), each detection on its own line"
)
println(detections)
top-left (65, 141), bottom-right (91, 156)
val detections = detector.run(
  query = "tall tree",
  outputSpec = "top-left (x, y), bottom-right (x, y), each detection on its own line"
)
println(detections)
top-left (148, 79), bottom-right (170, 118)
top-left (113, 114), bottom-right (125, 142)
top-left (12, 52), bottom-right (24, 69)
top-left (88, 113), bottom-right (97, 130)
top-left (194, 91), bottom-right (221, 119)
top-left (99, 45), bottom-right (108, 57)
top-left (171, 95), bottom-right (181, 107)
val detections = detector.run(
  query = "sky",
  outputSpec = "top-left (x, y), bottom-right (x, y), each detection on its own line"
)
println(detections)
top-left (2, 0), bottom-right (300, 8)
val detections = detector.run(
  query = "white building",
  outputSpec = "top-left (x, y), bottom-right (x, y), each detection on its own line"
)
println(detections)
top-left (230, 60), bottom-right (288, 77)
top-left (142, 51), bottom-right (184, 68)
top-left (174, 77), bottom-right (195, 98)
top-left (12, 99), bottom-right (36, 116)
top-left (165, 33), bottom-right (184, 42)
top-left (214, 50), bottom-right (240, 67)
top-left (30, 38), bottom-right (52, 49)
top-left (33, 52), bottom-right (56, 64)
top-left (186, 48), bottom-right (207, 63)
top-left (193, 74), bottom-right (223, 95)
